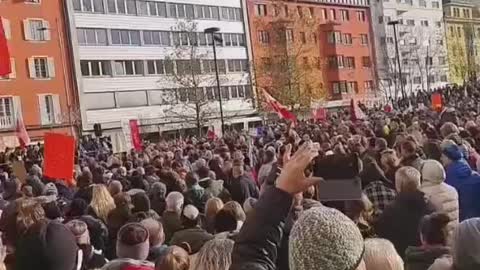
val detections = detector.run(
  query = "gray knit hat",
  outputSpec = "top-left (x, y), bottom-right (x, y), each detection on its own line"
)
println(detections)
top-left (289, 206), bottom-right (364, 270)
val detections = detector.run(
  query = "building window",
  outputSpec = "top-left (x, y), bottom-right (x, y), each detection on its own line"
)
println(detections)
top-left (463, 9), bottom-right (471, 18)
top-left (419, 0), bottom-right (426, 7)
top-left (385, 16), bottom-right (392, 23)
top-left (413, 77), bottom-right (422, 84)
top-left (77, 28), bottom-right (107, 45)
top-left (0, 97), bottom-right (14, 128)
top-left (421, 20), bottom-right (429, 27)
top-left (426, 57), bottom-right (433, 65)
top-left (437, 39), bottom-right (444, 45)
top-left (29, 19), bottom-right (46, 41)
top-left (73, 0), bottom-right (104, 13)
top-left (111, 29), bottom-right (141, 45)
top-left (406, 19), bottom-right (415, 26)
top-left (284, 5), bottom-right (289, 16)
top-left (258, 30), bottom-right (270, 44)
top-left (344, 57), bottom-right (355, 68)
top-left (227, 59), bottom-right (248, 73)
top-left (107, 0), bottom-right (137, 15)
top-left (356, 11), bottom-right (366, 22)
top-left (362, 56), bottom-right (371, 67)
top-left (300, 32), bottom-right (307, 44)
top-left (432, 1), bottom-right (440, 8)
top-left (405, 0), bottom-right (413, 5)
top-left (29, 57), bottom-right (55, 79)
top-left (378, 16), bottom-right (384, 24)
top-left (113, 60), bottom-right (144, 75)
top-left (347, 82), bottom-right (358, 94)
top-left (438, 56), bottom-right (446, 65)
top-left (80, 60), bottom-right (112, 76)
top-left (330, 9), bottom-right (336, 20)
top-left (220, 7), bottom-right (241, 21)
top-left (194, 5), bottom-right (220, 20)
top-left (255, 4), bottom-right (267, 16)
top-left (343, 33), bottom-right (352, 45)
top-left (297, 6), bottom-right (303, 18)
top-left (364, 80), bottom-right (373, 91)
top-left (340, 9), bottom-right (349, 21)
top-left (41, 95), bottom-right (56, 125)
top-left (286, 29), bottom-right (294, 43)
top-left (143, 30), bottom-right (171, 46)
top-left (440, 74), bottom-right (448, 82)
top-left (453, 8), bottom-right (460, 17)
top-left (360, 34), bottom-right (368, 45)
top-left (308, 7), bottom-right (315, 18)
top-left (321, 9), bottom-right (327, 19)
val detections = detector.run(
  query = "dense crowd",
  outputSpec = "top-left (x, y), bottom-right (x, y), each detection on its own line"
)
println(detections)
top-left (0, 83), bottom-right (480, 270)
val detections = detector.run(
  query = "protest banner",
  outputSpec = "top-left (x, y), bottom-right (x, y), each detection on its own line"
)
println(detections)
top-left (432, 93), bottom-right (443, 112)
top-left (12, 161), bottom-right (27, 184)
top-left (129, 119), bottom-right (142, 151)
top-left (44, 133), bottom-right (75, 185)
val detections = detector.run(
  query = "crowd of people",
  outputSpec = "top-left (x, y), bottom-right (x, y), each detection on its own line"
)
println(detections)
top-left (0, 83), bottom-right (480, 270)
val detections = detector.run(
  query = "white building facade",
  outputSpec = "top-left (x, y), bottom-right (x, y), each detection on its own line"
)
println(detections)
top-left (370, 0), bottom-right (450, 99)
top-left (66, 0), bottom-right (259, 138)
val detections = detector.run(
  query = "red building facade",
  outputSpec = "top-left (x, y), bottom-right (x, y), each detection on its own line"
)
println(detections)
top-left (247, 0), bottom-right (378, 108)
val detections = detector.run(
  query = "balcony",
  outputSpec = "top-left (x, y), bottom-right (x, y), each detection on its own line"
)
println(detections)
top-left (0, 116), bottom-right (15, 129)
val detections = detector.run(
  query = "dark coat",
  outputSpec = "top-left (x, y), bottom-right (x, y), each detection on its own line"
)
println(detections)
top-left (228, 175), bottom-right (259, 205)
top-left (161, 211), bottom-right (182, 243)
top-left (374, 191), bottom-right (434, 258)
top-left (404, 246), bottom-right (450, 270)
top-left (230, 187), bottom-right (293, 270)
top-left (169, 227), bottom-right (214, 254)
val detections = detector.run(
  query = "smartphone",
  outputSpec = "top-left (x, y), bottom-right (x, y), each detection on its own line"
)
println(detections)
top-left (316, 177), bottom-right (362, 201)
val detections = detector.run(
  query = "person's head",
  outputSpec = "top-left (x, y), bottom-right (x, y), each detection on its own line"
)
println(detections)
top-left (185, 172), bottom-right (199, 189)
top-left (380, 149), bottom-right (399, 171)
top-left (400, 140), bottom-right (417, 158)
top-left (165, 192), bottom-right (184, 214)
top-left (232, 159), bottom-right (244, 178)
top-left (140, 218), bottom-right (165, 247)
top-left (375, 138), bottom-right (388, 153)
top-left (440, 139), bottom-right (464, 166)
top-left (43, 182), bottom-right (58, 197)
top-left (243, 197), bottom-right (257, 215)
top-left (131, 191), bottom-right (151, 214)
top-left (222, 201), bottom-right (246, 222)
top-left (452, 218), bottom-right (480, 269)
top-left (149, 182), bottom-right (167, 200)
top-left (191, 239), bottom-right (234, 270)
top-left (197, 166), bottom-right (211, 179)
top-left (395, 166), bottom-right (421, 193)
top-left (67, 198), bottom-right (88, 217)
top-left (421, 160), bottom-right (446, 185)
top-left (348, 135), bottom-right (367, 155)
top-left (289, 206), bottom-right (364, 270)
top-left (205, 197), bottom-right (224, 221)
top-left (108, 180), bottom-right (123, 197)
top-left (363, 238), bottom-right (404, 270)
top-left (440, 122), bottom-right (459, 138)
top-left (264, 148), bottom-right (276, 164)
top-left (114, 192), bottom-right (132, 210)
top-left (65, 219), bottom-right (90, 246)
top-left (345, 193), bottom-right (373, 224)
top-left (16, 199), bottom-right (46, 234)
top-left (155, 246), bottom-right (190, 270)
top-left (181, 204), bottom-right (200, 228)
top-left (90, 184), bottom-right (116, 222)
top-left (214, 208), bottom-right (238, 233)
top-left (419, 212), bottom-right (450, 247)
top-left (116, 223), bottom-right (150, 260)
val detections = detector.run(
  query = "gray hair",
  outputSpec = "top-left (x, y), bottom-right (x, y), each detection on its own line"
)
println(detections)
top-left (363, 238), bottom-right (404, 270)
top-left (165, 191), bottom-right (184, 213)
top-left (191, 239), bottom-right (234, 270)
top-left (395, 166), bottom-right (421, 193)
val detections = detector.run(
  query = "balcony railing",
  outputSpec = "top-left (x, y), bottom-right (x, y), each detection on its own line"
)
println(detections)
top-left (0, 116), bottom-right (15, 129)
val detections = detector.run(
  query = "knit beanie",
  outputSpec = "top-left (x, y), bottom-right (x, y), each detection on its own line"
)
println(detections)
top-left (289, 206), bottom-right (364, 270)
top-left (117, 223), bottom-right (150, 261)
top-left (421, 160), bottom-right (446, 184)
top-left (66, 219), bottom-right (90, 245)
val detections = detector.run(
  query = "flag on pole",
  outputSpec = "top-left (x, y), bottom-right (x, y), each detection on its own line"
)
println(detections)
top-left (261, 89), bottom-right (297, 123)
top-left (15, 110), bottom-right (30, 148)
top-left (350, 99), bottom-right (366, 121)
top-left (0, 17), bottom-right (12, 77)
top-left (312, 107), bottom-right (327, 121)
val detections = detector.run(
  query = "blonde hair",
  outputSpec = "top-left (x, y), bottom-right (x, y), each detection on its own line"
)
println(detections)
top-left (16, 199), bottom-right (45, 234)
top-left (191, 239), bottom-right (234, 270)
top-left (395, 166), bottom-right (421, 193)
top-left (90, 184), bottom-right (115, 222)
top-left (223, 201), bottom-right (246, 222)
top-left (363, 238), bottom-right (404, 270)
top-left (205, 198), bottom-right (224, 222)
top-left (155, 246), bottom-right (190, 270)
top-left (381, 150), bottom-right (399, 171)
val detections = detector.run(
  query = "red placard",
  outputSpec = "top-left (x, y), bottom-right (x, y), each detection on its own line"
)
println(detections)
top-left (44, 133), bottom-right (75, 185)
top-left (431, 93), bottom-right (443, 112)
top-left (129, 119), bottom-right (142, 151)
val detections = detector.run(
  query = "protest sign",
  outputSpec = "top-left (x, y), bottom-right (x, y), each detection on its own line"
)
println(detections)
top-left (44, 133), bottom-right (75, 185)
top-left (432, 93), bottom-right (443, 112)
top-left (12, 161), bottom-right (27, 184)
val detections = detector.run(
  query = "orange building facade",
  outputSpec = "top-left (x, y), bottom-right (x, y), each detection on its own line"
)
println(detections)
top-left (246, 0), bottom-right (379, 108)
top-left (0, 0), bottom-right (78, 147)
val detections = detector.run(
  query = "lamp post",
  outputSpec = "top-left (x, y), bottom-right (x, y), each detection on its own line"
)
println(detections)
top-left (388, 20), bottom-right (406, 99)
top-left (204, 27), bottom-right (225, 135)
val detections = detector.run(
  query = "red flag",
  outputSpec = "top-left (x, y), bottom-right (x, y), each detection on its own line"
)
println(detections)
top-left (262, 89), bottom-right (297, 123)
top-left (431, 93), bottom-right (443, 112)
top-left (129, 119), bottom-right (142, 151)
top-left (0, 17), bottom-right (11, 77)
top-left (312, 107), bottom-right (327, 121)
top-left (15, 110), bottom-right (30, 148)
top-left (350, 99), bottom-right (366, 121)
top-left (207, 126), bottom-right (217, 140)
top-left (44, 133), bottom-right (75, 185)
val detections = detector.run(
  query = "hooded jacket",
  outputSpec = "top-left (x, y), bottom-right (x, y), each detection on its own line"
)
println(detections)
top-left (404, 246), bottom-right (450, 270)
top-left (445, 160), bottom-right (480, 221)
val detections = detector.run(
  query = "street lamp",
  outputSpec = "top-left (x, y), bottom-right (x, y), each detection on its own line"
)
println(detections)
top-left (204, 27), bottom-right (225, 136)
top-left (388, 20), bottom-right (406, 99)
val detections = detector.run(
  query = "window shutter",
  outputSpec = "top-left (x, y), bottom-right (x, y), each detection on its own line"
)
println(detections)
top-left (8, 59), bottom-right (15, 79)
top-left (52, 94), bottom-right (62, 124)
top-left (23, 19), bottom-right (32, 41)
top-left (42, 20), bottom-right (51, 40)
top-left (2, 18), bottom-right (11, 40)
top-left (37, 94), bottom-right (48, 125)
top-left (13, 96), bottom-right (22, 120)
top-left (47, 57), bottom-right (55, 78)
top-left (27, 58), bottom-right (36, 78)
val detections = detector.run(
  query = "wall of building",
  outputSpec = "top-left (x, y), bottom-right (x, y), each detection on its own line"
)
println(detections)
top-left (0, 0), bottom-right (77, 144)
top-left (67, 0), bottom-right (257, 136)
